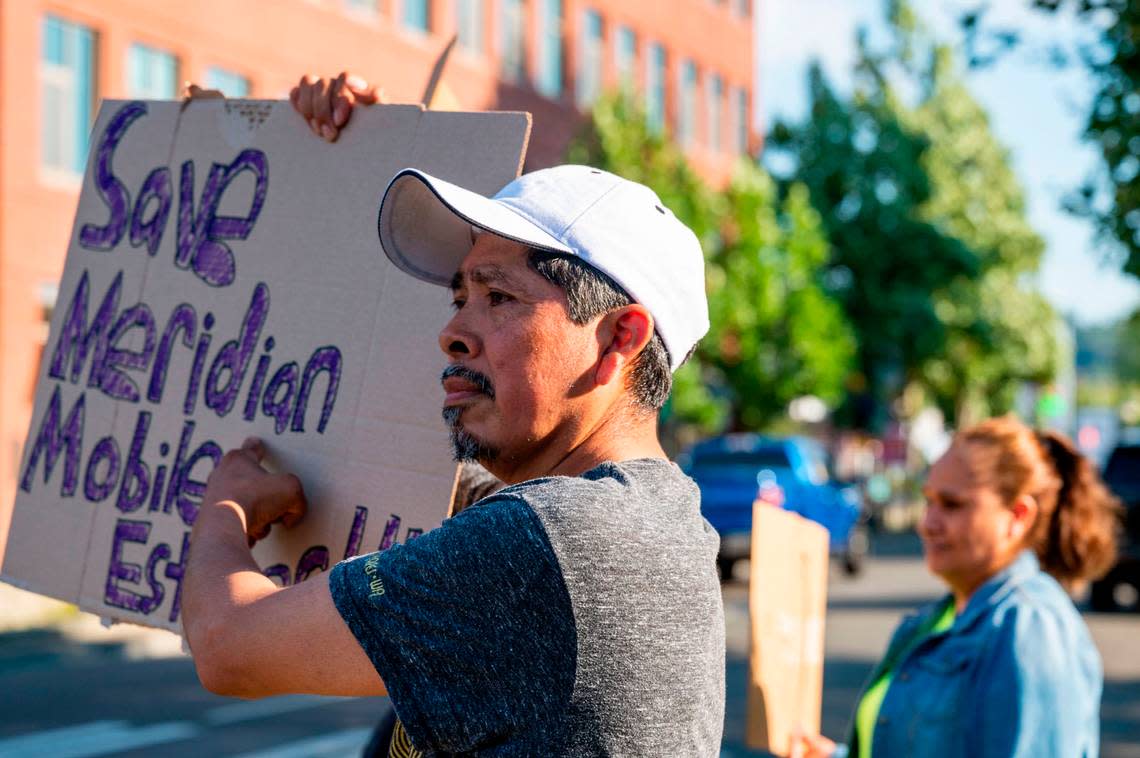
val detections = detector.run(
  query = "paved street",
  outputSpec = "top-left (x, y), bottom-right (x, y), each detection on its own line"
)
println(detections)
top-left (2, 535), bottom-right (1138, 757)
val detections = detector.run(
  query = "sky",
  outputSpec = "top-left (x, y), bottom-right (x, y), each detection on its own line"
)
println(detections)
top-left (756, 0), bottom-right (1140, 327)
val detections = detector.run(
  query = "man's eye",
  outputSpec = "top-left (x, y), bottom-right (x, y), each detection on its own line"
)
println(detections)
top-left (488, 291), bottom-right (511, 306)
top-left (450, 298), bottom-right (466, 311)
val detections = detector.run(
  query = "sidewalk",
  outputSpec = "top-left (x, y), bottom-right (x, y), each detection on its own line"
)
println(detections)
top-left (0, 583), bottom-right (184, 663)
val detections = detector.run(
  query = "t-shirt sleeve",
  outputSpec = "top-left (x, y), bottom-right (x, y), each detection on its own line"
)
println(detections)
top-left (328, 495), bottom-right (576, 754)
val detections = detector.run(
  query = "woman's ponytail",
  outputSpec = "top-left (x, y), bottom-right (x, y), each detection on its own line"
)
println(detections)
top-left (1032, 429), bottom-right (1121, 590)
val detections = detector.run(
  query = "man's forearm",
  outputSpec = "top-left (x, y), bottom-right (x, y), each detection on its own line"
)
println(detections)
top-left (182, 501), bottom-right (281, 684)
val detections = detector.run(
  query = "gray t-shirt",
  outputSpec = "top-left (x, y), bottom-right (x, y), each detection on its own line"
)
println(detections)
top-left (329, 458), bottom-right (725, 756)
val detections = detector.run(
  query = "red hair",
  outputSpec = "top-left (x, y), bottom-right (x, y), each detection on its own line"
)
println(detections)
top-left (956, 416), bottom-right (1121, 590)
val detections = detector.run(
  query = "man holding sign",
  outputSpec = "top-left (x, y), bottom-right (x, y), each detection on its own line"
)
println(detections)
top-left (182, 75), bottom-right (724, 756)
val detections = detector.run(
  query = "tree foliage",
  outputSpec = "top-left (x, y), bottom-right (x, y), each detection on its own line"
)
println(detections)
top-left (769, 8), bottom-right (1062, 428)
top-left (768, 62), bottom-right (979, 428)
top-left (568, 93), bottom-right (854, 432)
top-left (959, 0), bottom-right (1140, 278)
top-left (902, 46), bottom-right (1062, 422)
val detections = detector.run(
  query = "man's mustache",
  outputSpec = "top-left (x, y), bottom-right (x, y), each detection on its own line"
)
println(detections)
top-left (440, 364), bottom-right (495, 399)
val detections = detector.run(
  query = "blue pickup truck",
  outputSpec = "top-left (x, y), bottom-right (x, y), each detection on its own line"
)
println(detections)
top-left (680, 434), bottom-right (868, 579)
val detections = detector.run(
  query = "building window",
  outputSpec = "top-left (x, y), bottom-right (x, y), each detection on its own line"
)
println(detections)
top-left (456, 0), bottom-right (484, 54)
top-left (403, 0), bottom-right (430, 32)
top-left (500, 0), bottom-right (525, 83)
top-left (205, 67), bottom-right (250, 97)
top-left (41, 15), bottom-right (96, 176)
top-left (576, 9), bottom-right (603, 109)
top-left (346, 0), bottom-right (379, 15)
top-left (678, 58), bottom-right (697, 148)
top-left (535, 0), bottom-right (563, 98)
top-left (128, 43), bottom-right (178, 98)
top-left (734, 86), bottom-right (749, 154)
top-left (614, 25), bottom-right (636, 91)
top-left (645, 42), bottom-right (666, 134)
top-left (707, 73), bottom-right (723, 153)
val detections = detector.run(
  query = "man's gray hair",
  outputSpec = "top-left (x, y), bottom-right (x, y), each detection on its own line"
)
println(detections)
top-left (526, 249), bottom-right (681, 412)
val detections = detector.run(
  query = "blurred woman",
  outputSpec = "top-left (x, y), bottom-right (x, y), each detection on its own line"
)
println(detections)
top-left (794, 416), bottom-right (1119, 758)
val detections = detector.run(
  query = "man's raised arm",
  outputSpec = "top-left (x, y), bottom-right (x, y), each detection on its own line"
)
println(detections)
top-left (181, 438), bottom-right (385, 699)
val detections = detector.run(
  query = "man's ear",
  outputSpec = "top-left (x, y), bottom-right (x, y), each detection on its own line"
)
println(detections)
top-left (595, 305), bottom-right (654, 389)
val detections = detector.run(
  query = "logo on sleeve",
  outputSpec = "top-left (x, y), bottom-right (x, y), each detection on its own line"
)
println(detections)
top-left (364, 553), bottom-right (385, 600)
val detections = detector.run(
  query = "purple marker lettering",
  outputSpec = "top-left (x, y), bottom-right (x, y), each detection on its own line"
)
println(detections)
top-left (115, 410), bottom-right (151, 513)
top-left (129, 166), bottom-right (172, 257)
top-left (175, 438), bottom-right (222, 526)
top-left (294, 546), bottom-right (329, 583)
top-left (291, 346), bottom-right (342, 434)
top-left (262, 361), bottom-right (298, 434)
top-left (79, 102), bottom-right (146, 251)
top-left (243, 337), bottom-right (274, 421)
top-left (176, 150), bottom-right (269, 287)
top-left (343, 506), bottom-right (368, 560)
top-left (163, 532), bottom-right (190, 623)
top-left (94, 303), bottom-right (156, 402)
top-left (149, 461), bottom-right (167, 512)
top-left (49, 270), bottom-right (122, 385)
top-left (141, 541), bottom-right (169, 614)
top-left (263, 564), bottom-right (291, 586)
top-left (147, 304), bottom-right (196, 403)
top-left (205, 283), bottom-right (268, 417)
top-left (183, 313), bottom-right (213, 415)
top-left (163, 421), bottom-right (195, 515)
top-left (378, 514), bottom-right (401, 551)
top-left (176, 160), bottom-right (206, 269)
top-left (104, 518), bottom-right (154, 613)
top-left (84, 435), bottom-right (122, 502)
top-left (19, 386), bottom-right (85, 496)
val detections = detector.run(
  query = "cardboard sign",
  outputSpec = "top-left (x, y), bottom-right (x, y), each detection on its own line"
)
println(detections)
top-left (746, 503), bottom-right (829, 756)
top-left (0, 99), bottom-right (530, 632)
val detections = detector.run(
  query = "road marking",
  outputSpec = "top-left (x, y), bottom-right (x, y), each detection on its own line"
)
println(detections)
top-left (203, 694), bottom-right (354, 725)
top-left (233, 727), bottom-right (372, 758)
top-left (0, 719), bottom-right (199, 758)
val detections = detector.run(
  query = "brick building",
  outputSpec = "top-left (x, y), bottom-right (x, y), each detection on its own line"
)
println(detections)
top-left (0, 0), bottom-right (755, 532)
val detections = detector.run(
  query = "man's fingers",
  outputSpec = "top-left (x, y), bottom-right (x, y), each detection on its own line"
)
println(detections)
top-left (281, 509), bottom-right (304, 529)
top-left (296, 74), bottom-right (317, 121)
top-left (346, 75), bottom-right (382, 105)
top-left (241, 436), bottom-right (266, 463)
top-left (312, 77), bottom-right (333, 127)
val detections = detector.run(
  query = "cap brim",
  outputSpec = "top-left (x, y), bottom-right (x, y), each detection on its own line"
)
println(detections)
top-left (378, 169), bottom-right (574, 286)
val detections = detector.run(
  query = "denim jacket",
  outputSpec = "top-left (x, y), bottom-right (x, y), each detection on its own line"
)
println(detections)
top-left (837, 551), bottom-right (1102, 758)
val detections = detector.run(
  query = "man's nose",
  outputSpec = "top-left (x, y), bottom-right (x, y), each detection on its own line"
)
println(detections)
top-left (439, 314), bottom-right (480, 359)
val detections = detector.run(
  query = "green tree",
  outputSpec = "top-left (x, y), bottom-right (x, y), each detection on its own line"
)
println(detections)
top-left (706, 168), bottom-right (856, 428)
top-left (1116, 308), bottom-right (1140, 382)
top-left (768, 63), bottom-right (979, 429)
top-left (900, 47), bottom-right (1062, 422)
top-left (569, 93), bottom-right (855, 432)
top-left (959, 0), bottom-right (1140, 278)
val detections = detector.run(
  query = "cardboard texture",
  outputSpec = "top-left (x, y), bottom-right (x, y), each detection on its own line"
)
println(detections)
top-left (0, 98), bottom-right (530, 632)
top-left (746, 503), bottom-right (829, 756)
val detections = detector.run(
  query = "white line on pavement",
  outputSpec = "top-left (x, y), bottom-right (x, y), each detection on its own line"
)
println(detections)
top-left (203, 694), bottom-right (354, 725)
top-left (233, 727), bottom-right (373, 758)
top-left (0, 719), bottom-right (200, 758)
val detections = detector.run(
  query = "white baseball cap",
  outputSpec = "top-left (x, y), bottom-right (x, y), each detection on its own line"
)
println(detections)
top-left (377, 164), bottom-right (709, 371)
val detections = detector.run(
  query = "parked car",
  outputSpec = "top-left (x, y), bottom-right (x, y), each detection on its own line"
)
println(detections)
top-left (680, 434), bottom-right (868, 580)
top-left (1090, 444), bottom-right (1140, 612)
